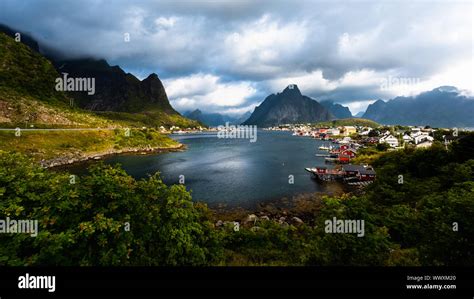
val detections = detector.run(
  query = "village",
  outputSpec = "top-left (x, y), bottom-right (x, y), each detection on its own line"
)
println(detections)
top-left (266, 123), bottom-right (458, 186)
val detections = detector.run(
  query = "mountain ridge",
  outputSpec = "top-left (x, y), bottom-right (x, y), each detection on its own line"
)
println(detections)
top-left (362, 86), bottom-right (474, 127)
top-left (0, 24), bottom-right (199, 128)
top-left (320, 100), bottom-right (353, 119)
top-left (184, 109), bottom-right (251, 126)
top-left (242, 85), bottom-right (332, 126)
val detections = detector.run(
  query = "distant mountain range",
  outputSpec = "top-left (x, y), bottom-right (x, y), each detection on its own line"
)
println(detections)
top-left (362, 86), bottom-right (474, 127)
top-left (320, 100), bottom-right (353, 119)
top-left (184, 109), bottom-right (251, 126)
top-left (243, 85), bottom-right (332, 126)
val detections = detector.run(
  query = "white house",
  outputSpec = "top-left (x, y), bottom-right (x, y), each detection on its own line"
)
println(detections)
top-left (360, 128), bottom-right (373, 136)
top-left (379, 134), bottom-right (399, 147)
top-left (402, 134), bottom-right (413, 142)
top-left (327, 128), bottom-right (341, 135)
top-left (413, 134), bottom-right (434, 145)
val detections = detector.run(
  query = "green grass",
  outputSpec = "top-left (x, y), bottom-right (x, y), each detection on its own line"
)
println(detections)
top-left (312, 118), bottom-right (380, 128)
top-left (0, 128), bottom-right (179, 162)
top-left (0, 32), bottom-right (200, 130)
top-left (94, 110), bottom-right (201, 128)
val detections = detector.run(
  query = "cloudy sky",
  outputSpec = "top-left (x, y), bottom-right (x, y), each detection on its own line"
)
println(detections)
top-left (0, 0), bottom-right (472, 115)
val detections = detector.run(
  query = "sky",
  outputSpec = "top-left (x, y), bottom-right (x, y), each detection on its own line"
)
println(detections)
top-left (0, 0), bottom-right (472, 115)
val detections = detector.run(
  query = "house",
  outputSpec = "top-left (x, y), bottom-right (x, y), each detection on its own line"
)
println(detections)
top-left (379, 134), bottom-right (399, 147)
top-left (402, 134), bottom-right (413, 142)
top-left (341, 164), bottom-right (376, 181)
top-left (317, 128), bottom-right (329, 134)
top-left (413, 134), bottom-right (433, 145)
top-left (339, 144), bottom-right (350, 151)
top-left (411, 127), bottom-right (421, 133)
top-left (359, 127), bottom-right (372, 136)
top-left (339, 149), bottom-right (357, 163)
top-left (327, 128), bottom-right (341, 136)
top-left (339, 137), bottom-right (352, 144)
top-left (361, 137), bottom-right (379, 145)
top-left (342, 126), bottom-right (357, 136)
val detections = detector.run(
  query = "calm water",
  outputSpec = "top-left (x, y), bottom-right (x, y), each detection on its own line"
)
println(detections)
top-left (103, 131), bottom-right (334, 208)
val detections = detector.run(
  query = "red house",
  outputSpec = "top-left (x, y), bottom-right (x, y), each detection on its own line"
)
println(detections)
top-left (340, 144), bottom-right (349, 151)
top-left (338, 149), bottom-right (356, 163)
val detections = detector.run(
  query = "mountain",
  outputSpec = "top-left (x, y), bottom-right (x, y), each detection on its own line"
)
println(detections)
top-left (0, 32), bottom-right (112, 127)
top-left (0, 24), bottom-right (40, 53)
top-left (320, 100), bottom-right (352, 119)
top-left (242, 85), bottom-right (332, 126)
top-left (235, 111), bottom-right (252, 124)
top-left (362, 87), bottom-right (474, 127)
top-left (184, 109), bottom-right (225, 126)
top-left (0, 24), bottom-right (199, 128)
top-left (0, 30), bottom-right (198, 128)
top-left (54, 58), bottom-right (176, 114)
top-left (184, 109), bottom-right (251, 126)
top-left (354, 111), bottom-right (365, 118)
top-left (55, 57), bottom-right (198, 127)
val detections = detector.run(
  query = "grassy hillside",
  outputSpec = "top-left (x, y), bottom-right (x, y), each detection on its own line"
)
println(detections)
top-left (0, 33), bottom-right (121, 128)
top-left (0, 32), bottom-right (197, 163)
top-left (0, 128), bottom-right (180, 165)
top-left (312, 118), bottom-right (380, 128)
top-left (0, 32), bottom-right (199, 129)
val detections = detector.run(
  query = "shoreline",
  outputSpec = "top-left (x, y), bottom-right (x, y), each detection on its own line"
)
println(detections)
top-left (42, 143), bottom-right (187, 169)
top-left (208, 190), bottom-right (348, 228)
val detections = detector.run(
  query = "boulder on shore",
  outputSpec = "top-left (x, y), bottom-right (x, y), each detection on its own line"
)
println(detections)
top-left (244, 214), bottom-right (258, 225)
top-left (291, 217), bottom-right (304, 225)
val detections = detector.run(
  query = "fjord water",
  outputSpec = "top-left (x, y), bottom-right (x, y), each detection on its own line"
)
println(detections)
top-left (104, 130), bottom-right (333, 208)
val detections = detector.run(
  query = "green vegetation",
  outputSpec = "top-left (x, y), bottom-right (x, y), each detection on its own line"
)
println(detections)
top-left (1, 134), bottom-right (472, 266)
top-left (0, 152), bottom-right (220, 265)
top-left (95, 110), bottom-right (200, 129)
top-left (312, 118), bottom-right (380, 128)
top-left (0, 33), bottom-right (114, 128)
top-left (0, 32), bottom-right (201, 163)
top-left (0, 128), bottom-right (179, 162)
top-left (0, 33), bottom-right (63, 105)
top-left (0, 32), bottom-right (200, 129)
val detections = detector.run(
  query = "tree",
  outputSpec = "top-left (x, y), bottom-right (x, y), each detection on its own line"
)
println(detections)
top-left (0, 151), bottom-right (222, 266)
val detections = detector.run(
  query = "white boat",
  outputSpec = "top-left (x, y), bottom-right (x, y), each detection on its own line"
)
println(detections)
top-left (318, 143), bottom-right (330, 150)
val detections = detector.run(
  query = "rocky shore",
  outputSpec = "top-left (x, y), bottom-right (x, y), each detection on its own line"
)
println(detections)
top-left (211, 191), bottom-right (345, 229)
top-left (41, 143), bottom-right (186, 168)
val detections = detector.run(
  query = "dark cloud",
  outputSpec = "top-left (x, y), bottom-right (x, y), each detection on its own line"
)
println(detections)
top-left (0, 0), bottom-right (471, 115)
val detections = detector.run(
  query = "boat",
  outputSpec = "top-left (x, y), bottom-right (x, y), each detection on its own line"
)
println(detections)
top-left (318, 143), bottom-right (330, 150)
